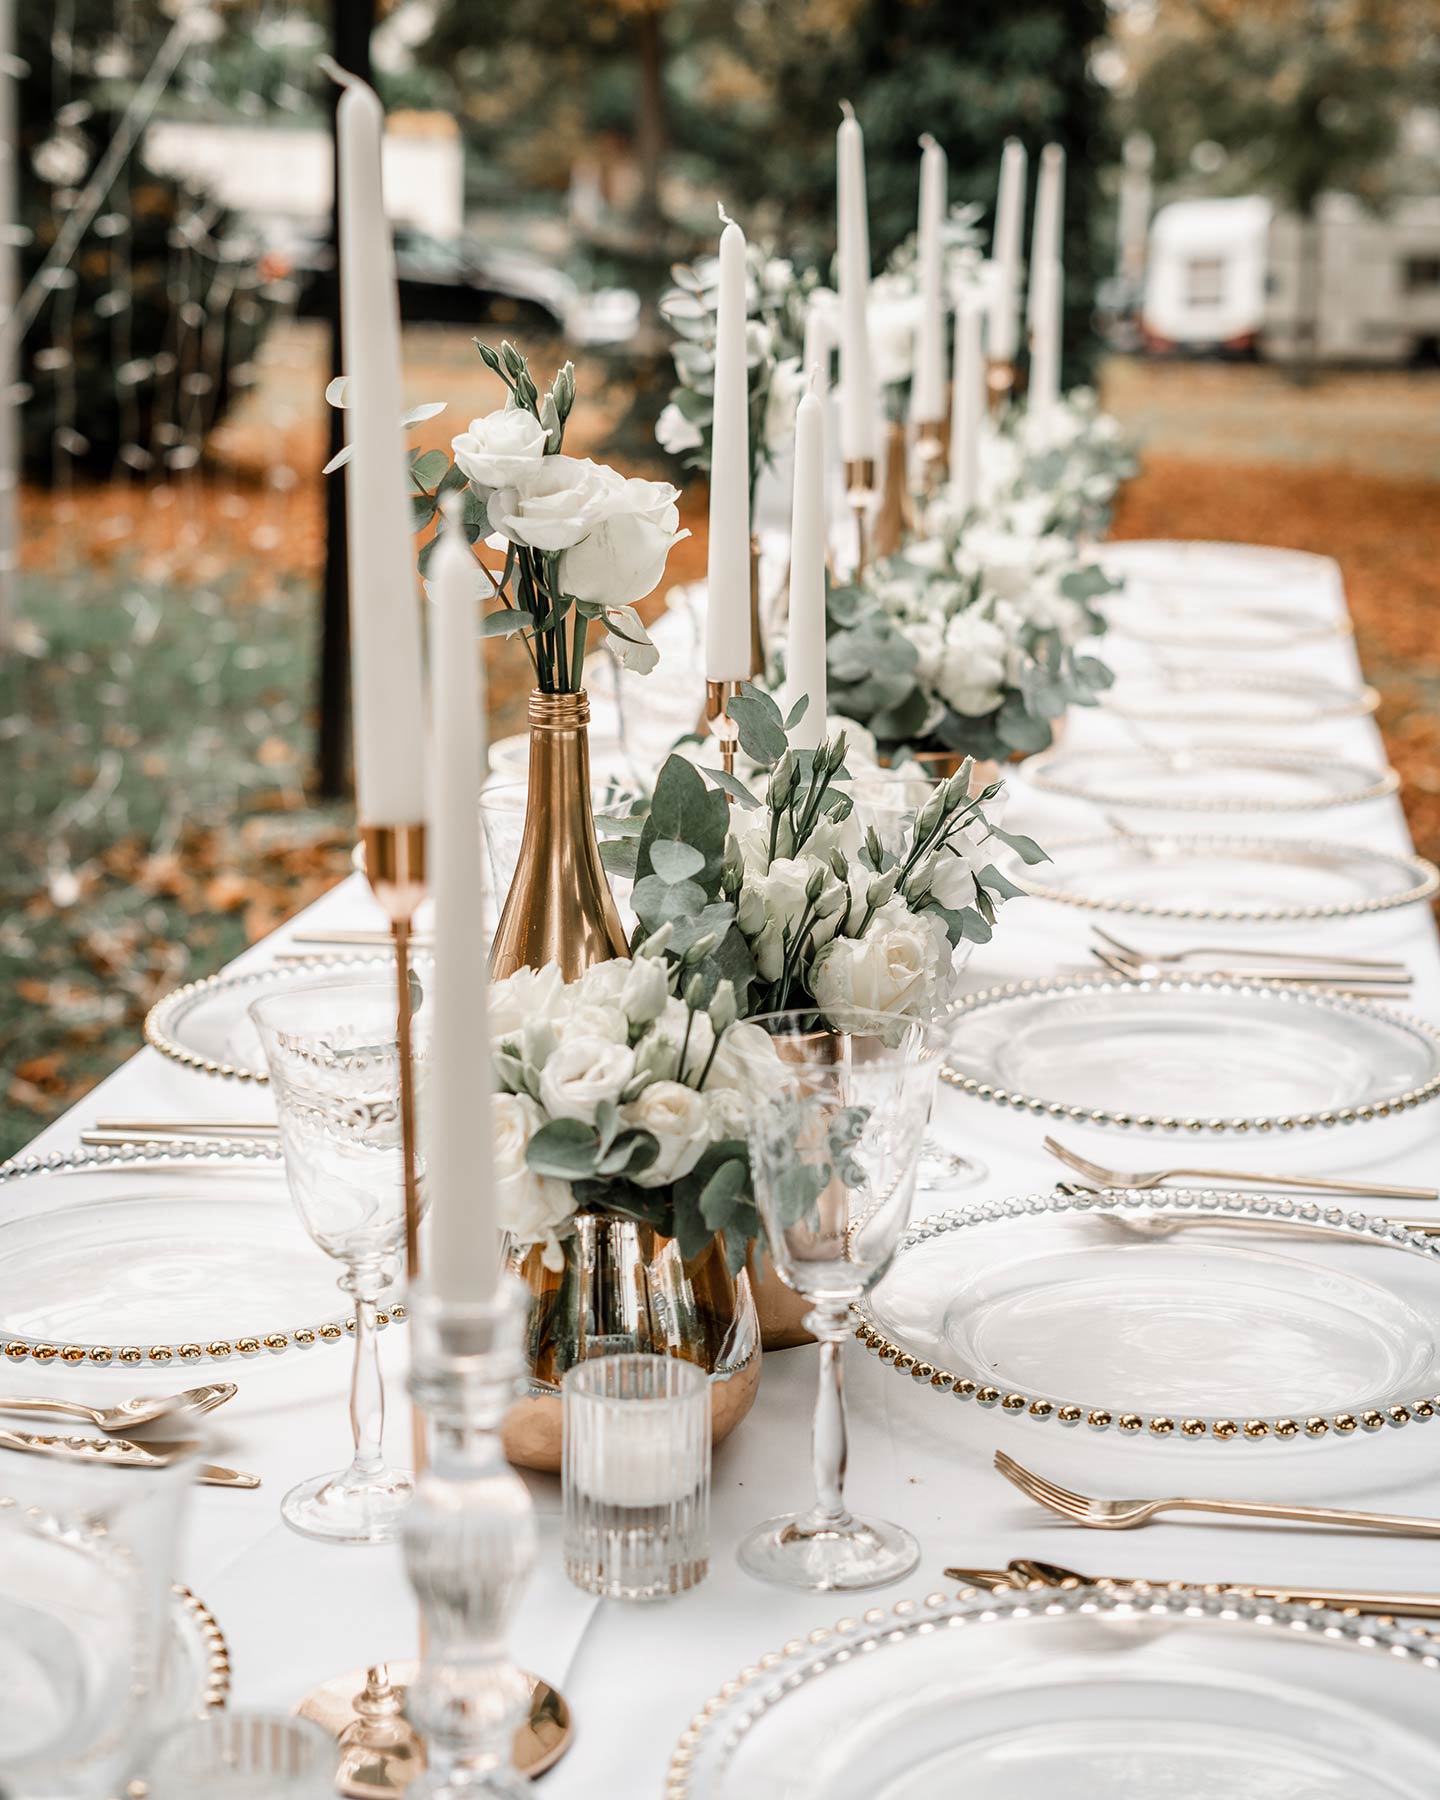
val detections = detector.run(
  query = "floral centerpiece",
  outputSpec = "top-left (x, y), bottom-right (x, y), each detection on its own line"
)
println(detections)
top-left (823, 531), bottom-right (1117, 765)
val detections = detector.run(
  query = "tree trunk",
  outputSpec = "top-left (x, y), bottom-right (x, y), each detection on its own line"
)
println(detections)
top-left (633, 8), bottom-right (665, 235)
top-left (1291, 204), bottom-right (1320, 387)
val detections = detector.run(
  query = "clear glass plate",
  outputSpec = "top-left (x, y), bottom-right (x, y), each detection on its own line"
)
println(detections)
top-left (1099, 539), bottom-right (1338, 593)
top-left (0, 1145), bottom-right (358, 1364)
top-left (1026, 745), bottom-right (1397, 812)
top-left (146, 952), bottom-right (427, 1083)
top-left (669, 1586), bottom-right (1440, 1800)
top-left (1013, 834), bottom-right (1439, 923)
top-left (942, 973), bottom-right (1440, 1134)
top-left (1101, 593), bottom-right (1346, 652)
top-left (1102, 668), bottom-right (1377, 729)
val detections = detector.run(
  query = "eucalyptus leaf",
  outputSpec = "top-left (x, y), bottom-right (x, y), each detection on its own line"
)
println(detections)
top-left (525, 1118), bottom-right (601, 1180)
top-left (701, 767), bottom-right (762, 809)
top-left (480, 609), bottom-right (534, 638)
top-left (649, 838), bottom-right (706, 884)
top-left (986, 824), bottom-right (1050, 866)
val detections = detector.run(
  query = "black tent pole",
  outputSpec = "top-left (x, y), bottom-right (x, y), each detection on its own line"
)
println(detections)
top-left (315, 0), bottom-right (375, 800)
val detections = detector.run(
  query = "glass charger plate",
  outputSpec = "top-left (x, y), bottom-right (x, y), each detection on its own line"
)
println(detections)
top-left (667, 1585), bottom-right (1440, 1800)
top-left (1010, 833), bottom-right (1439, 924)
top-left (146, 951), bottom-right (428, 1083)
top-left (1024, 744), bottom-right (1397, 812)
top-left (856, 1191), bottom-right (1440, 1492)
top-left (0, 1143), bottom-right (381, 1367)
top-left (1101, 667), bottom-right (1378, 730)
top-left (1100, 594), bottom-right (1348, 652)
top-left (941, 972), bottom-right (1440, 1139)
top-left (1099, 539), bottom-right (1338, 592)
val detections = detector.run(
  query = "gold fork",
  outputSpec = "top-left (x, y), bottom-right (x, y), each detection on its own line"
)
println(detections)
top-left (1091, 925), bottom-right (1407, 975)
top-left (993, 1449), bottom-right (1440, 1537)
top-left (1043, 1135), bottom-right (1437, 1203)
top-left (1090, 944), bottom-right (1411, 996)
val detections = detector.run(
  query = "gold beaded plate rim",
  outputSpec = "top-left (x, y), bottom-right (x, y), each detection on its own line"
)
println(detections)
top-left (663, 1581), bottom-right (1440, 1799)
top-left (172, 1581), bottom-right (232, 1712)
top-left (939, 971), bottom-right (1440, 1135)
top-left (0, 1141), bottom-right (406, 1366)
top-left (1003, 833), bottom-right (1439, 923)
top-left (1101, 670), bottom-right (1380, 726)
top-left (853, 1187), bottom-right (1440, 1445)
top-left (1023, 743), bottom-right (1396, 812)
top-left (145, 951), bottom-right (434, 1085)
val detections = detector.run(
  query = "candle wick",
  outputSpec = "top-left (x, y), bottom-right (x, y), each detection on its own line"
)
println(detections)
top-left (919, 133), bottom-right (936, 152)
top-left (717, 201), bottom-right (737, 230)
top-left (317, 53), bottom-right (364, 92)
top-left (839, 98), bottom-right (855, 122)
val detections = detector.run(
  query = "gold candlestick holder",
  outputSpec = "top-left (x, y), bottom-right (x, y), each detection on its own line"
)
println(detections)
top-left (705, 678), bottom-right (744, 782)
top-left (842, 456), bottom-right (877, 580)
top-left (294, 821), bottom-right (572, 1794)
top-left (986, 357), bottom-right (1018, 411)
top-left (913, 419), bottom-right (948, 494)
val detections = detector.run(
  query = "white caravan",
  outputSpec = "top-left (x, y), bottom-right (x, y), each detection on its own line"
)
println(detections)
top-left (1141, 193), bottom-right (1440, 363)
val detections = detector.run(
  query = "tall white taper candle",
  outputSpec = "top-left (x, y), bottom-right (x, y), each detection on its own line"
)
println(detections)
top-left (426, 507), bottom-right (496, 1300)
top-left (988, 138), bottom-right (1027, 365)
top-left (836, 102), bottom-right (877, 463)
top-left (1028, 257), bottom-right (1063, 425)
top-left (335, 80), bottom-right (425, 826)
top-left (782, 389), bottom-right (827, 752)
top-left (1027, 143), bottom-right (1065, 337)
top-left (912, 135), bottom-right (948, 423)
top-left (705, 218), bottom-right (753, 681)
top-left (950, 296), bottom-right (985, 513)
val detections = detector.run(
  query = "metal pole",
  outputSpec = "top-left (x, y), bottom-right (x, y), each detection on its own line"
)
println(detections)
top-left (316, 0), bottom-right (376, 800)
top-left (0, 0), bottom-right (21, 654)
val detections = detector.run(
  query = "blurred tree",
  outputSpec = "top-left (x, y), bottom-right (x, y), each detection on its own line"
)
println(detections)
top-left (17, 0), bottom-right (275, 481)
top-left (1114, 0), bottom-right (1440, 362)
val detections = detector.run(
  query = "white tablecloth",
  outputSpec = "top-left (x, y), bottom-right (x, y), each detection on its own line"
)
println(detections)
top-left (17, 547), bottom-right (1440, 1794)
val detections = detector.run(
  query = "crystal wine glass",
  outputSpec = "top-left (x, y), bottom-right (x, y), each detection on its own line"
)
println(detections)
top-left (843, 773), bottom-right (1006, 1192)
top-left (738, 1008), bottom-right (942, 1591)
top-left (250, 978), bottom-right (426, 1544)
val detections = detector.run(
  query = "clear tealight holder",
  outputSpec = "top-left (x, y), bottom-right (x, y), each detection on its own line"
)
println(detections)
top-left (562, 1354), bottom-right (710, 1602)
top-left (146, 1712), bottom-right (335, 1798)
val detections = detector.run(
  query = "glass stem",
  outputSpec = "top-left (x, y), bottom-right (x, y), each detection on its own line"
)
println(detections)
top-left (804, 1306), bottom-right (853, 1531)
top-left (343, 1263), bottom-right (390, 1484)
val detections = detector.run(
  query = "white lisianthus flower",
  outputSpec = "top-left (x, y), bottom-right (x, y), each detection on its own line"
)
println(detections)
top-left (938, 607), bottom-right (1012, 717)
top-left (811, 908), bottom-right (942, 1021)
top-left (634, 999), bottom-right (715, 1084)
top-left (602, 604), bottom-right (661, 674)
top-left (703, 1083), bottom-right (749, 1142)
top-left (537, 1034), bottom-right (636, 1125)
top-left (489, 964), bottom-right (566, 1040)
top-left (926, 840), bottom-right (985, 910)
top-left (487, 455), bottom-right (613, 552)
top-left (705, 1020), bottom-right (781, 1101)
top-left (559, 470), bottom-right (688, 610)
top-left (744, 856), bottom-right (845, 981)
top-left (763, 355), bottom-right (805, 455)
top-left (620, 955), bottom-right (670, 1026)
top-left (494, 1092), bottom-right (574, 1271)
top-left (655, 401), bottom-right (704, 455)
top-left (451, 407), bottom-right (550, 496)
top-left (561, 1001), bottom-right (630, 1045)
top-left (622, 1080), bottom-right (711, 1188)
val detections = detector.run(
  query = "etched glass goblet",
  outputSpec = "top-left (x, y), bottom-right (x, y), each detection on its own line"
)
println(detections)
top-left (738, 1008), bottom-right (942, 1591)
top-left (251, 978), bottom-right (426, 1544)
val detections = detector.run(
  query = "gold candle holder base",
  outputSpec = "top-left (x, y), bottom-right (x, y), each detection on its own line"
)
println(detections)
top-left (296, 1661), bottom-right (573, 1795)
top-left (704, 678), bottom-right (744, 781)
top-left (842, 456), bottom-right (877, 580)
top-left (986, 357), bottom-right (1017, 410)
top-left (913, 419), bottom-right (948, 491)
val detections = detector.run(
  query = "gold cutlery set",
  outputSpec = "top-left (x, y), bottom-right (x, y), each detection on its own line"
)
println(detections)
top-left (1085, 925), bottom-right (1413, 999)
top-left (0, 1380), bottom-right (259, 1489)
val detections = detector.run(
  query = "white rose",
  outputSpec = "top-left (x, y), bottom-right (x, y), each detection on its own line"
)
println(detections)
top-left (487, 455), bottom-right (613, 552)
top-left (602, 603), bottom-right (661, 674)
top-left (620, 955), bottom-right (670, 1025)
top-left (655, 401), bottom-right (704, 455)
top-left (956, 527), bottom-right (1033, 601)
top-left (451, 407), bottom-right (549, 496)
top-left (868, 280), bottom-right (921, 387)
top-left (489, 964), bottom-right (565, 1041)
top-left (622, 1080), bottom-right (711, 1188)
top-left (558, 470), bottom-right (688, 609)
top-left (938, 608), bottom-right (1011, 717)
top-left (811, 910), bottom-right (941, 1022)
top-left (705, 1020), bottom-right (780, 1101)
top-left (537, 1034), bottom-right (636, 1124)
top-left (562, 1001), bottom-right (630, 1045)
top-left (703, 1083), bottom-right (749, 1142)
top-left (494, 1092), bottom-right (574, 1271)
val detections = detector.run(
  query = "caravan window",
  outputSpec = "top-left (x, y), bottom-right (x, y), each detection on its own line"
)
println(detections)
top-left (1403, 257), bottom-right (1440, 293)
top-left (1185, 258), bottom-right (1226, 306)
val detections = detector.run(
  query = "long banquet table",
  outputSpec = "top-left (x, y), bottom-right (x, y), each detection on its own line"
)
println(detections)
top-left (15, 545), bottom-right (1440, 1794)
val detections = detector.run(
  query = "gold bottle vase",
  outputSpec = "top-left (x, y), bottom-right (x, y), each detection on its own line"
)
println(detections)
top-left (501, 1211), bottom-right (762, 1472)
top-left (488, 688), bottom-right (629, 983)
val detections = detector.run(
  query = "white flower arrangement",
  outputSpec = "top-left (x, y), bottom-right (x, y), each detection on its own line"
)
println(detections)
top-left (401, 340), bottom-right (689, 691)
top-left (867, 203), bottom-right (986, 413)
top-left (492, 935), bottom-right (777, 1271)
top-left (953, 386), bottom-right (1138, 542)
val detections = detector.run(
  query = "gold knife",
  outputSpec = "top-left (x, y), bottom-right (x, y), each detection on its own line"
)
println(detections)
top-left (943, 1561), bottom-right (1440, 1620)
top-left (0, 1427), bottom-right (260, 1489)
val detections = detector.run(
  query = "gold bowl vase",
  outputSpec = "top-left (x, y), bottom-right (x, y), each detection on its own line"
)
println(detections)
top-left (501, 1211), bottom-right (762, 1472)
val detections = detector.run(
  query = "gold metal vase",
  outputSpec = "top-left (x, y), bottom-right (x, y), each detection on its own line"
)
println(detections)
top-left (501, 1212), bottom-right (762, 1472)
top-left (488, 688), bottom-right (629, 982)
top-left (871, 419), bottom-right (914, 562)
